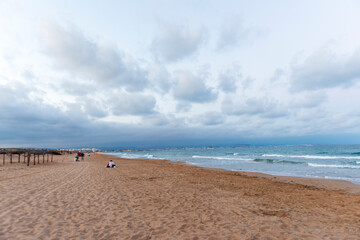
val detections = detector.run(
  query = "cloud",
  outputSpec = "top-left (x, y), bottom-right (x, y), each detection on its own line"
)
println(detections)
top-left (198, 112), bottom-right (225, 126)
top-left (218, 65), bottom-right (241, 92)
top-left (151, 22), bottom-right (207, 62)
top-left (142, 113), bottom-right (170, 126)
top-left (290, 49), bottom-right (360, 91)
top-left (222, 97), bottom-right (288, 118)
top-left (0, 81), bottom-right (357, 148)
top-left (41, 22), bottom-right (148, 92)
top-left (0, 84), bottom-right (159, 148)
top-left (110, 92), bottom-right (156, 116)
top-left (270, 69), bottom-right (284, 82)
top-left (176, 102), bottom-right (191, 112)
top-left (0, 84), bottom-right (91, 145)
top-left (216, 16), bottom-right (261, 50)
top-left (59, 79), bottom-right (96, 96)
top-left (290, 92), bottom-right (327, 109)
top-left (147, 64), bottom-right (172, 93)
top-left (173, 70), bottom-right (218, 103)
top-left (77, 96), bottom-right (108, 118)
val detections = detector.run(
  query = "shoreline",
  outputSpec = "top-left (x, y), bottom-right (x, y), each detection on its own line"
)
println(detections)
top-left (105, 153), bottom-right (360, 195)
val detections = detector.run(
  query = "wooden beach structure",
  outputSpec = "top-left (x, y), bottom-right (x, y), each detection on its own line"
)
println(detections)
top-left (0, 148), bottom-right (62, 166)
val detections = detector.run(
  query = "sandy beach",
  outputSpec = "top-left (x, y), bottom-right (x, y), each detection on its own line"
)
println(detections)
top-left (1, 153), bottom-right (360, 239)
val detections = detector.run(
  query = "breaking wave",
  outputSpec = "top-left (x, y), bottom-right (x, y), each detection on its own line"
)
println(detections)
top-left (192, 155), bottom-right (253, 161)
top-left (308, 163), bottom-right (360, 169)
top-left (254, 159), bottom-right (304, 164)
top-left (263, 154), bottom-right (360, 160)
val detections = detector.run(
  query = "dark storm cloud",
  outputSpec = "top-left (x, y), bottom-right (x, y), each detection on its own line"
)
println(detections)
top-left (173, 70), bottom-right (217, 103)
top-left (0, 84), bottom-right (151, 147)
top-left (151, 23), bottom-right (207, 62)
top-left (290, 49), bottom-right (360, 91)
top-left (0, 84), bottom-right (87, 146)
top-left (0, 84), bottom-right (60, 124)
top-left (0, 85), bottom-right (237, 148)
top-left (0, 82), bottom-right (355, 148)
top-left (41, 22), bottom-right (148, 92)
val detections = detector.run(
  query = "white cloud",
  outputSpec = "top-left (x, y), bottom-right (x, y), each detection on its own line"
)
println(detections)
top-left (222, 97), bottom-right (288, 119)
top-left (176, 102), bottom-right (191, 112)
top-left (2, 2), bottom-right (360, 147)
top-left (148, 64), bottom-right (172, 93)
top-left (151, 22), bottom-right (207, 62)
top-left (290, 49), bottom-right (360, 91)
top-left (290, 92), bottom-right (327, 109)
top-left (173, 70), bottom-right (217, 103)
top-left (198, 112), bottom-right (225, 126)
top-left (142, 113), bottom-right (170, 126)
top-left (110, 92), bottom-right (156, 116)
top-left (41, 22), bottom-right (148, 92)
top-left (270, 69), bottom-right (284, 82)
top-left (216, 16), bottom-right (258, 50)
top-left (78, 96), bottom-right (108, 118)
top-left (218, 65), bottom-right (241, 92)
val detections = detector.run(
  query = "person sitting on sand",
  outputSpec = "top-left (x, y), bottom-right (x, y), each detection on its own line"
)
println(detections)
top-left (106, 160), bottom-right (116, 168)
top-left (74, 156), bottom-right (79, 162)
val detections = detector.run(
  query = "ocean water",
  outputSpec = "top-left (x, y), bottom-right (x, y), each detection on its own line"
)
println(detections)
top-left (108, 144), bottom-right (360, 184)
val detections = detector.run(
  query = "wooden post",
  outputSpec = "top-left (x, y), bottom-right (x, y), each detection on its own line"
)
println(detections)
top-left (33, 153), bottom-right (36, 165)
top-left (43, 154), bottom-right (45, 163)
top-left (18, 154), bottom-right (20, 163)
top-left (2, 153), bottom-right (4, 165)
top-left (10, 153), bottom-right (12, 164)
top-left (27, 153), bottom-right (30, 166)
top-left (37, 154), bottom-right (40, 164)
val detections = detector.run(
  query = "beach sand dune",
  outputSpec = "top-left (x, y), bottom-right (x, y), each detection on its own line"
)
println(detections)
top-left (1, 154), bottom-right (360, 239)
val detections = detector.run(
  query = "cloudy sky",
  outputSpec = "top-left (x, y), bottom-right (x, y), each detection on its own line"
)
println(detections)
top-left (1, 0), bottom-right (360, 148)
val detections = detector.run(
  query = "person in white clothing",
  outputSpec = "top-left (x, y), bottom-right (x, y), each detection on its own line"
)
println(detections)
top-left (106, 160), bottom-right (116, 168)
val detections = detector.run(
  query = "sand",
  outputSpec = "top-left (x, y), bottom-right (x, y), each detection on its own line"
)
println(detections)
top-left (1, 153), bottom-right (360, 239)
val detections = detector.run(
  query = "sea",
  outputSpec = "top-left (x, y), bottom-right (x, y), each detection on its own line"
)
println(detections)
top-left (108, 144), bottom-right (360, 184)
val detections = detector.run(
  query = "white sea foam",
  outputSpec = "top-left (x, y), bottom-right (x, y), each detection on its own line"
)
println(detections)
top-left (263, 154), bottom-right (360, 160)
top-left (185, 161), bottom-right (200, 165)
top-left (308, 163), bottom-right (360, 169)
top-left (192, 155), bottom-right (253, 161)
top-left (262, 154), bottom-right (283, 157)
top-left (116, 153), bottom-right (155, 159)
top-left (323, 176), bottom-right (358, 181)
top-left (356, 161), bottom-right (360, 164)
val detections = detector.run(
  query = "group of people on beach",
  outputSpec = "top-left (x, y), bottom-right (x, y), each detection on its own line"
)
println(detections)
top-left (74, 152), bottom-right (85, 162)
top-left (73, 151), bottom-right (116, 168)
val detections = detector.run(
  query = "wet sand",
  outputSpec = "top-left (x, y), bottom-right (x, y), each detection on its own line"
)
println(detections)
top-left (1, 154), bottom-right (360, 239)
